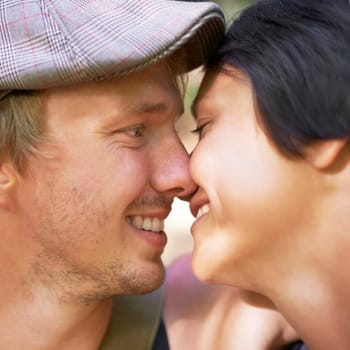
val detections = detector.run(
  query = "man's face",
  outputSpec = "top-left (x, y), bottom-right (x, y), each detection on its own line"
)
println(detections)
top-left (16, 62), bottom-right (196, 301)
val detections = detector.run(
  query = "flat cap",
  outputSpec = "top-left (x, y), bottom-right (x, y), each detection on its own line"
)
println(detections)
top-left (0, 0), bottom-right (225, 99)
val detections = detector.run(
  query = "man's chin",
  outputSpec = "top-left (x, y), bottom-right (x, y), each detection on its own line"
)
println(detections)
top-left (119, 262), bottom-right (166, 295)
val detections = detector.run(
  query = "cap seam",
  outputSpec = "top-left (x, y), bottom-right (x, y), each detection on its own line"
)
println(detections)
top-left (44, 0), bottom-right (100, 76)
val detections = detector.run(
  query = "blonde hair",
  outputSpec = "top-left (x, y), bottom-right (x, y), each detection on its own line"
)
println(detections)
top-left (0, 91), bottom-right (45, 172)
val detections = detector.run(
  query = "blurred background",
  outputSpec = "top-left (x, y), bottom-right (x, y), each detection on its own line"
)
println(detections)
top-left (163, 0), bottom-right (255, 265)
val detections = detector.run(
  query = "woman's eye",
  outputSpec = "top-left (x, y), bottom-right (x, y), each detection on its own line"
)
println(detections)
top-left (191, 123), bottom-right (208, 138)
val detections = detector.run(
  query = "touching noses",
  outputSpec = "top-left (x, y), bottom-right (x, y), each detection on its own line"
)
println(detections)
top-left (150, 136), bottom-right (198, 200)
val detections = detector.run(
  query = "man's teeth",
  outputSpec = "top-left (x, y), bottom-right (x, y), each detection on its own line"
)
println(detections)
top-left (129, 216), bottom-right (164, 232)
top-left (197, 204), bottom-right (210, 219)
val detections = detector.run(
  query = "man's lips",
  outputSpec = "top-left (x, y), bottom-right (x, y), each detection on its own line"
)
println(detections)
top-left (126, 211), bottom-right (169, 249)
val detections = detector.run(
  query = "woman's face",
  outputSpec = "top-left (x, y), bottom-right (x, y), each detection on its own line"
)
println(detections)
top-left (189, 68), bottom-right (318, 292)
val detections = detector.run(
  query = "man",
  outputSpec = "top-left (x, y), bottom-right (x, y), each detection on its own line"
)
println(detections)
top-left (0, 0), bottom-right (224, 348)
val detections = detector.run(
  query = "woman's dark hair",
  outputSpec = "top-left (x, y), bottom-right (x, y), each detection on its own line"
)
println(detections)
top-left (208, 0), bottom-right (350, 157)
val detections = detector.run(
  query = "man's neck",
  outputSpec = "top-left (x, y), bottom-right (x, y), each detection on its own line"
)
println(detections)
top-left (0, 288), bottom-right (113, 350)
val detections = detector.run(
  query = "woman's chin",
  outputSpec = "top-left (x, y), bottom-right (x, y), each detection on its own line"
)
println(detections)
top-left (239, 290), bottom-right (277, 310)
top-left (190, 252), bottom-right (222, 285)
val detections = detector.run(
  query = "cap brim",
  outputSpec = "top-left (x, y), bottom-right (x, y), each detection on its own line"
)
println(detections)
top-left (0, 0), bottom-right (224, 97)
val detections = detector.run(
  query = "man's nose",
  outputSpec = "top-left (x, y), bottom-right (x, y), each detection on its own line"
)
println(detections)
top-left (150, 136), bottom-right (198, 201)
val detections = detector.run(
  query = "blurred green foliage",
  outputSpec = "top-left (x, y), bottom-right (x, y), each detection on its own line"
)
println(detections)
top-left (214, 0), bottom-right (255, 22)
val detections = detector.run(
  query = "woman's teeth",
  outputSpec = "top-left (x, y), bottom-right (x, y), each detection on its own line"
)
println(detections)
top-left (197, 204), bottom-right (210, 219)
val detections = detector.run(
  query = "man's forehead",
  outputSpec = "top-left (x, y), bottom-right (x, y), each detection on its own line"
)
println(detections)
top-left (43, 71), bottom-right (174, 103)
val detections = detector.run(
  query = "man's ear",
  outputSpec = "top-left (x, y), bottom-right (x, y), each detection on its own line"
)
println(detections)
top-left (303, 138), bottom-right (348, 170)
top-left (0, 161), bottom-right (17, 211)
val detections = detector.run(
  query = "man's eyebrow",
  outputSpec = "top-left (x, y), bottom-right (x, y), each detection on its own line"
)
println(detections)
top-left (133, 102), bottom-right (184, 116)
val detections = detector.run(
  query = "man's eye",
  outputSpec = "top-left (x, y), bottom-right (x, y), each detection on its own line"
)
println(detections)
top-left (125, 125), bottom-right (145, 137)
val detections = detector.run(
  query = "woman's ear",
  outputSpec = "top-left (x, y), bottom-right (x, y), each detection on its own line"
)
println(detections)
top-left (303, 139), bottom-right (348, 170)
top-left (0, 161), bottom-right (17, 211)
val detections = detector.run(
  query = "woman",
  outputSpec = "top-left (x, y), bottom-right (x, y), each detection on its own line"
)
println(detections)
top-left (189, 0), bottom-right (350, 349)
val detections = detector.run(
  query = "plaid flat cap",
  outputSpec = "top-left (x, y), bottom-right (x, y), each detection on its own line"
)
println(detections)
top-left (0, 0), bottom-right (225, 99)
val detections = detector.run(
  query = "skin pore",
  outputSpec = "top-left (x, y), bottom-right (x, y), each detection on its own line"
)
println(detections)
top-left (189, 68), bottom-right (350, 349)
top-left (0, 61), bottom-right (196, 349)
